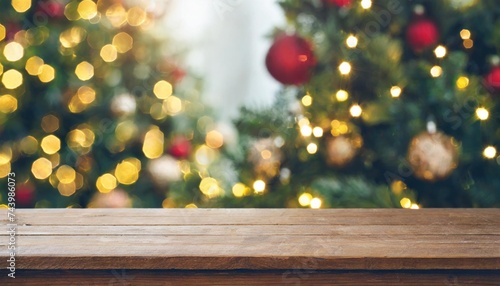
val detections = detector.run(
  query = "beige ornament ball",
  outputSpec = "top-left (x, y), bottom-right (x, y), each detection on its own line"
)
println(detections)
top-left (326, 135), bottom-right (363, 167)
top-left (248, 138), bottom-right (283, 178)
top-left (147, 155), bottom-right (182, 187)
top-left (89, 189), bottom-right (132, 208)
top-left (110, 93), bottom-right (136, 117)
top-left (407, 132), bottom-right (459, 181)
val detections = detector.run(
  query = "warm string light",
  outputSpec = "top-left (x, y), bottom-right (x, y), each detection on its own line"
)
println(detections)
top-left (483, 146), bottom-right (497, 159)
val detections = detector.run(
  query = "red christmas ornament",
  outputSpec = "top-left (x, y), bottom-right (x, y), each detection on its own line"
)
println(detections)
top-left (406, 18), bottom-right (439, 52)
top-left (5, 23), bottom-right (21, 41)
top-left (16, 184), bottom-right (35, 207)
top-left (323, 0), bottom-right (352, 7)
top-left (169, 137), bottom-right (192, 158)
top-left (265, 35), bottom-right (316, 85)
top-left (36, 1), bottom-right (66, 19)
top-left (485, 66), bottom-right (500, 93)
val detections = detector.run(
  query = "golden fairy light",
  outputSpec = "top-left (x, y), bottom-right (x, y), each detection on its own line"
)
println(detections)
top-left (96, 173), bottom-right (117, 193)
top-left (456, 76), bottom-right (469, 89)
top-left (77, 0), bottom-right (98, 20)
top-left (300, 125), bottom-right (313, 137)
top-left (346, 35), bottom-right (358, 48)
top-left (360, 0), bottom-right (372, 9)
top-left (38, 64), bottom-right (55, 83)
top-left (253, 180), bottom-right (266, 193)
top-left (312, 127), bottom-right (323, 137)
top-left (0, 24), bottom-right (5, 41)
top-left (430, 65), bottom-right (442, 77)
top-left (31, 158), bottom-right (53, 180)
top-left (434, 45), bottom-right (447, 58)
top-left (143, 127), bottom-right (164, 159)
top-left (41, 135), bottom-right (61, 155)
top-left (199, 177), bottom-right (223, 198)
top-left (56, 165), bottom-right (76, 184)
top-left (483, 146), bottom-right (497, 159)
top-left (298, 192), bottom-right (313, 206)
top-left (12, 0), bottom-right (31, 13)
top-left (460, 29), bottom-right (471, 40)
top-left (75, 61), bottom-right (94, 81)
top-left (25, 56), bottom-right (44, 75)
top-left (113, 32), bottom-right (133, 53)
top-left (301, 94), bottom-right (312, 106)
top-left (58, 182), bottom-right (76, 197)
top-left (77, 86), bottom-right (96, 104)
top-left (115, 159), bottom-right (140, 185)
top-left (153, 80), bottom-right (173, 99)
top-left (390, 86), bottom-right (402, 98)
top-left (206, 130), bottom-right (224, 149)
top-left (232, 183), bottom-right (250, 197)
top-left (463, 39), bottom-right (473, 49)
top-left (127, 6), bottom-right (147, 26)
top-left (195, 145), bottom-right (217, 165)
top-left (400, 197), bottom-right (412, 208)
top-left (2, 69), bottom-right (23, 89)
top-left (0, 147), bottom-right (12, 165)
top-left (306, 143), bottom-right (318, 154)
top-left (350, 104), bottom-right (362, 117)
top-left (0, 95), bottom-right (17, 113)
top-left (185, 203), bottom-right (198, 208)
top-left (0, 162), bottom-right (10, 178)
top-left (336, 89), bottom-right (349, 102)
top-left (310, 197), bottom-right (322, 209)
top-left (115, 120), bottom-right (138, 143)
top-left (20, 136), bottom-right (38, 155)
top-left (476, 108), bottom-right (489, 121)
top-left (100, 44), bottom-right (118, 62)
top-left (3, 42), bottom-right (24, 62)
top-left (338, 61), bottom-right (352, 75)
top-left (106, 4), bottom-right (128, 27)
top-left (163, 96), bottom-right (182, 115)
top-left (59, 27), bottom-right (86, 48)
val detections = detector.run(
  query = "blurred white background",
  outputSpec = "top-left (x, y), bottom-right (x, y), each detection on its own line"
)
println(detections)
top-left (161, 0), bottom-right (286, 121)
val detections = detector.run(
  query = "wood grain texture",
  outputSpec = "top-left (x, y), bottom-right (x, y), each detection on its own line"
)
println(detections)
top-left (1, 270), bottom-right (499, 286)
top-left (0, 209), bottom-right (499, 271)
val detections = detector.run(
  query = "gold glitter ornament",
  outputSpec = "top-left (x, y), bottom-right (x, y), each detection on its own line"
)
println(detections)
top-left (325, 134), bottom-right (363, 167)
top-left (407, 131), bottom-right (459, 181)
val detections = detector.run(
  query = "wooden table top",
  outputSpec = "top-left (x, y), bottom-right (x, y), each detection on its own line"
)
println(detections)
top-left (0, 208), bottom-right (499, 271)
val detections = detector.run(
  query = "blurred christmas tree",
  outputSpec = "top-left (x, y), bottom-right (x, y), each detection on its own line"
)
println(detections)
top-left (0, 0), bottom-right (223, 208)
top-left (216, 0), bottom-right (500, 208)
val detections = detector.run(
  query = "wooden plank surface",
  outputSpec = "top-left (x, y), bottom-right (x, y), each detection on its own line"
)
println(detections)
top-left (0, 209), bottom-right (499, 271)
top-left (1, 270), bottom-right (499, 286)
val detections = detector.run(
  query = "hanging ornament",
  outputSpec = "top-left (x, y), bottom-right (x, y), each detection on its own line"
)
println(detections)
top-left (147, 155), bottom-right (182, 187)
top-left (323, 0), bottom-right (352, 7)
top-left (110, 93), bottom-right (137, 117)
top-left (485, 66), bottom-right (500, 94)
top-left (406, 6), bottom-right (439, 53)
top-left (325, 134), bottom-right (363, 167)
top-left (168, 136), bottom-right (192, 159)
top-left (248, 138), bottom-right (283, 179)
top-left (36, 0), bottom-right (66, 19)
top-left (89, 189), bottom-right (132, 208)
top-left (407, 122), bottom-right (459, 181)
top-left (265, 35), bottom-right (316, 85)
top-left (16, 184), bottom-right (35, 207)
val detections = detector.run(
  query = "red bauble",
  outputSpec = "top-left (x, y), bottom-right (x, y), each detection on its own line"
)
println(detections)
top-left (265, 35), bottom-right (316, 85)
top-left (485, 66), bottom-right (500, 93)
top-left (16, 184), bottom-right (35, 207)
top-left (169, 137), bottom-right (192, 158)
top-left (323, 0), bottom-right (352, 7)
top-left (406, 18), bottom-right (439, 52)
top-left (5, 23), bottom-right (21, 41)
top-left (36, 1), bottom-right (65, 19)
